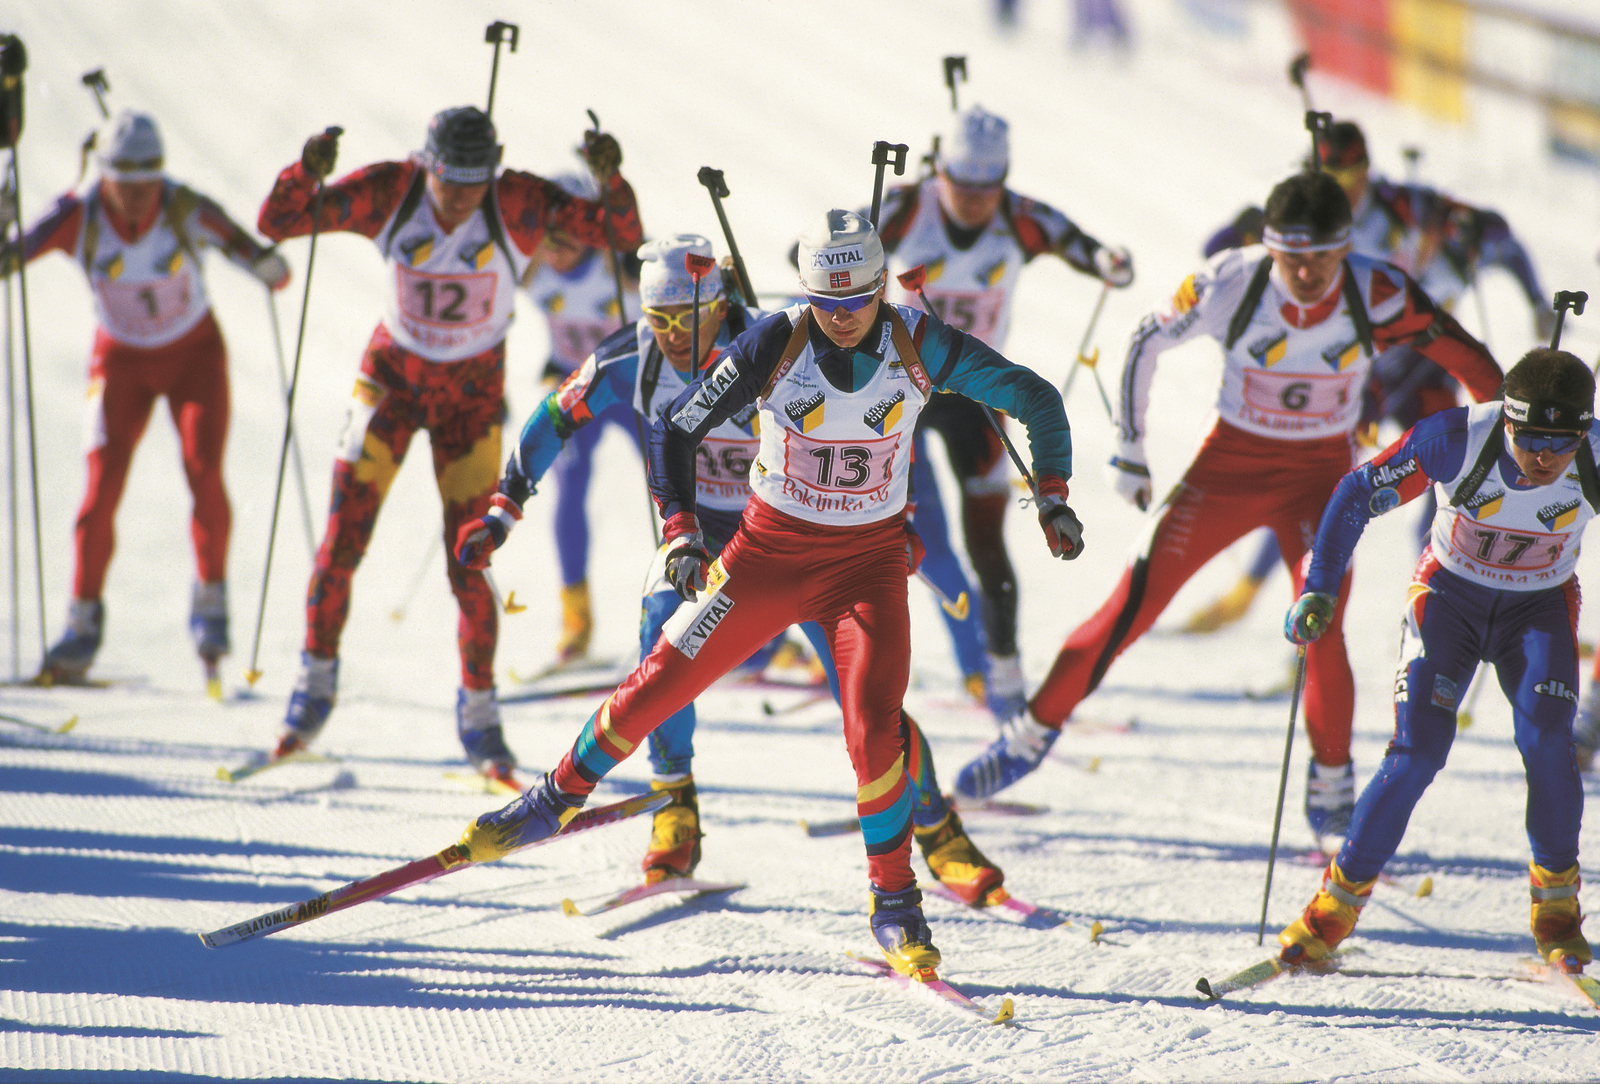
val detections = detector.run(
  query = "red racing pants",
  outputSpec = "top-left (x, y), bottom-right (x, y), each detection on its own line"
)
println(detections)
top-left (75, 313), bottom-right (231, 599)
top-left (305, 324), bottom-right (504, 689)
top-left (551, 497), bottom-right (918, 890)
top-left (1032, 421), bottom-right (1357, 766)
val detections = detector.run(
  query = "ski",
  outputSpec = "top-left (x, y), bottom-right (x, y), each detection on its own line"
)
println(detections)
top-left (502, 660), bottom-right (626, 703)
top-left (199, 789), bottom-right (671, 947)
top-left (926, 882), bottom-right (1070, 930)
top-left (1196, 955), bottom-right (1295, 1000)
top-left (561, 877), bottom-right (744, 917)
top-left (848, 952), bottom-right (1014, 1025)
top-left (216, 748), bottom-right (335, 782)
top-left (0, 710), bottom-right (79, 734)
top-left (800, 799), bottom-right (1047, 838)
top-left (1543, 954), bottom-right (1600, 1013)
top-left (760, 690), bottom-right (832, 716)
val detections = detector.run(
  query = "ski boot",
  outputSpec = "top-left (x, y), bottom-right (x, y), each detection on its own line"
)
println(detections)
top-left (954, 712), bottom-right (1057, 800)
top-left (1278, 858), bottom-right (1376, 963)
top-left (1531, 861), bottom-right (1592, 966)
top-left (40, 599), bottom-right (105, 685)
top-left (1574, 688), bottom-right (1600, 773)
top-left (1182, 573), bottom-right (1264, 634)
top-left (962, 671), bottom-right (987, 707)
top-left (457, 686), bottom-right (518, 789)
top-left (1306, 760), bottom-right (1355, 851)
top-left (764, 635), bottom-right (826, 686)
top-left (915, 810), bottom-right (1004, 905)
top-left (190, 582), bottom-right (229, 698)
top-left (641, 775), bottom-right (701, 883)
top-left (869, 883), bottom-right (941, 979)
top-left (556, 581), bottom-right (592, 665)
top-left (460, 772), bottom-right (583, 863)
top-left (985, 653), bottom-right (1027, 720)
top-left (276, 652), bottom-right (338, 758)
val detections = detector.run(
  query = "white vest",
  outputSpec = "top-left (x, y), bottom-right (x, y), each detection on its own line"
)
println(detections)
top-left (80, 188), bottom-right (212, 349)
top-left (379, 194), bottom-right (526, 362)
top-left (748, 304), bottom-right (929, 526)
top-left (884, 179), bottom-right (1022, 350)
top-left (526, 251), bottom-right (637, 372)
top-left (1429, 401), bottom-right (1599, 591)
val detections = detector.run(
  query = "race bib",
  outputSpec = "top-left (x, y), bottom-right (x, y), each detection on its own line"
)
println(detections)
top-left (99, 270), bottom-right (194, 339)
top-left (921, 288), bottom-right (1004, 341)
top-left (778, 429), bottom-right (900, 514)
top-left (695, 437), bottom-right (758, 506)
top-left (1447, 519), bottom-right (1566, 572)
top-left (396, 265), bottom-right (495, 328)
top-left (1240, 368), bottom-right (1358, 422)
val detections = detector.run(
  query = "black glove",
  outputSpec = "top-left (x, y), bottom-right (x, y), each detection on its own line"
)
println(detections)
top-left (662, 513), bottom-right (710, 602)
top-left (301, 129), bottom-right (340, 181)
top-left (1035, 475), bottom-right (1085, 560)
top-left (581, 130), bottom-right (622, 181)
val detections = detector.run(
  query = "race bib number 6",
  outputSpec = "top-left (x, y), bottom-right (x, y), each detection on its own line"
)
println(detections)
top-left (1241, 368), bottom-right (1359, 421)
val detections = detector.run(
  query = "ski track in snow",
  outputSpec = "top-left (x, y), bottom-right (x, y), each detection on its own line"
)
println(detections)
top-left (5, 0), bottom-right (1600, 1079)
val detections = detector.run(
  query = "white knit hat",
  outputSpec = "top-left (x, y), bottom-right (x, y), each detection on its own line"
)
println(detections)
top-left (795, 209), bottom-right (884, 293)
top-left (96, 110), bottom-right (164, 181)
top-left (937, 105), bottom-right (1009, 186)
top-left (638, 234), bottom-right (722, 308)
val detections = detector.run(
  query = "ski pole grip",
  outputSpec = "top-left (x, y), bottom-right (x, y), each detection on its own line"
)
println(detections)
top-left (897, 265), bottom-right (928, 294)
top-left (697, 166), bottom-right (729, 199)
top-left (1288, 52), bottom-right (1310, 89)
top-left (0, 35), bottom-right (26, 150)
top-left (685, 252), bottom-right (716, 282)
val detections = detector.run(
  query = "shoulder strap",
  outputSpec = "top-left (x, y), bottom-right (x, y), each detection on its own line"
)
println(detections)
top-left (1449, 420), bottom-right (1505, 508)
top-left (1577, 441), bottom-right (1600, 513)
top-left (885, 306), bottom-right (932, 396)
top-left (164, 185), bottom-right (201, 265)
top-left (481, 180), bottom-right (518, 274)
top-left (1223, 255), bottom-right (1273, 351)
top-left (759, 309), bottom-right (814, 400)
top-left (79, 188), bottom-right (101, 275)
top-left (1338, 259), bottom-right (1375, 358)
top-left (639, 340), bottom-right (665, 418)
top-left (381, 170), bottom-right (428, 259)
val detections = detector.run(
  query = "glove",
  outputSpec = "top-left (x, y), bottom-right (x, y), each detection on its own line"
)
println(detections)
top-left (662, 512), bottom-right (711, 602)
top-left (1035, 474), bottom-right (1084, 560)
top-left (1093, 244), bottom-right (1134, 288)
top-left (301, 130), bottom-right (340, 181)
top-left (454, 493), bottom-right (523, 570)
top-left (580, 130), bottom-right (622, 181)
top-left (1285, 591), bottom-right (1336, 645)
top-left (1107, 454), bottom-right (1152, 512)
top-left (252, 249), bottom-right (291, 292)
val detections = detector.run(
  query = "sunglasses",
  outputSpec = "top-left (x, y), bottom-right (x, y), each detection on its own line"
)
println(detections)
top-left (804, 284), bottom-right (881, 314)
top-left (1510, 428), bottom-right (1587, 455)
top-left (643, 300), bottom-right (721, 334)
top-left (109, 157), bottom-right (163, 174)
top-left (1321, 163), bottom-right (1367, 188)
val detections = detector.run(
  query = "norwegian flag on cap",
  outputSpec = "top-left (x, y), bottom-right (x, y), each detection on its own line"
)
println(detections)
top-left (829, 270), bottom-right (851, 289)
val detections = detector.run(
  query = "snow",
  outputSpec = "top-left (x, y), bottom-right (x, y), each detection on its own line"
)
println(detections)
top-left (5, 0), bottom-right (1600, 1080)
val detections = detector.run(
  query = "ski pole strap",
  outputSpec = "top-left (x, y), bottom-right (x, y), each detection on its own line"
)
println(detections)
top-left (1224, 256), bottom-right (1274, 351)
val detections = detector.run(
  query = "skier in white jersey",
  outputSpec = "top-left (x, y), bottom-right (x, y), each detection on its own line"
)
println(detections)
top-left (873, 104), bottom-right (1132, 717)
top-left (256, 107), bottom-right (642, 785)
top-left (454, 210), bottom-right (1082, 979)
top-left (1, 110), bottom-right (290, 686)
top-left (1281, 346), bottom-right (1594, 973)
top-left (522, 170), bottom-right (641, 664)
top-left (954, 171), bottom-right (1504, 850)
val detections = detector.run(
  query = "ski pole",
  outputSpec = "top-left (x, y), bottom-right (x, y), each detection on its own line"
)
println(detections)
top-left (0, 709), bottom-right (76, 733)
top-left (1455, 666), bottom-right (1484, 730)
top-left (199, 789), bottom-right (671, 948)
top-left (1550, 290), bottom-right (1587, 349)
top-left (245, 127), bottom-right (342, 687)
top-left (1, 38), bottom-right (47, 667)
top-left (868, 141), bottom-right (909, 229)
top-left (695, 167), bottom-right (755, 305)
top-left (484, 569), bottom-right (524, 615)
top-left (4, 240), bottom-right (14, 679)
top-left (389, 536), bottom-right (439, 623)
top-left (1063, 285), bottom-right (1115, 423)
top-left (943, 55), bottom-right (967, 112)
top-left (686, 251), bottom-right (716, 381)
top-left (897, 265), bottom-right (1037, 499)
top-left (482, 21), bottom-right (518, 119)
top-left (915, 569), bottom-right (969, 620)
top-left (80, 68), bottom-right (109, 119)
top-left (1257, 644), bottom-right (1309, 945)
top-left (265, 290), bottom-right (317, 559)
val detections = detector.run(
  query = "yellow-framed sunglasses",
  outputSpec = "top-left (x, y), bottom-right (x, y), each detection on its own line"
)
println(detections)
top-left (642, 298), bottom-right (723, 334)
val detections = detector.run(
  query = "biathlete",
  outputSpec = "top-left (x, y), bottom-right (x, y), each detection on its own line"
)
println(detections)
top-left (455, 210), bottom-right (1083, 977)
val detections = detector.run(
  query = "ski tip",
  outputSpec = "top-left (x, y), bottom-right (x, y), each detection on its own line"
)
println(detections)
top-left (560, 898), bottom-right (581, 917)
top-left (1196, 977), bottom-right (1217, 1000)
top-left (1456, 711), bottom-right (1473, 730)
top-left (206, 679), bottom-right (224, 702)
top-left (1416, 875), bottom-right (1434, 898)
top-left (198, 931), bottom-right (216, 949)
top-left (1085, 756), bottom-right (1102, 773)
top-left (1089, 920), bottom-right (1105, 943)
top-left (244, 668), bottom-right (263, 687)
top-left (991, 996), bottom-right (1015, 1025)
top-left (216, 766), bottom-right (237, 782)
top-left (58, 716), bottom-right (79, 734)
top-left (389, 609), bottom-right (405, 623)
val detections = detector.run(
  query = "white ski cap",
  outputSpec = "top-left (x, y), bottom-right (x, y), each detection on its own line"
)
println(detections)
top-left (548, 170), bottom-right (598, 202)
top-left (638, 234), bottom-right (722, 308)
top-left (796, 209), bottom-right (884, 294)
top-left (97, 110), bottom-right (164, 181)
top-left (938, 105), bottom-right (1009, 186)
